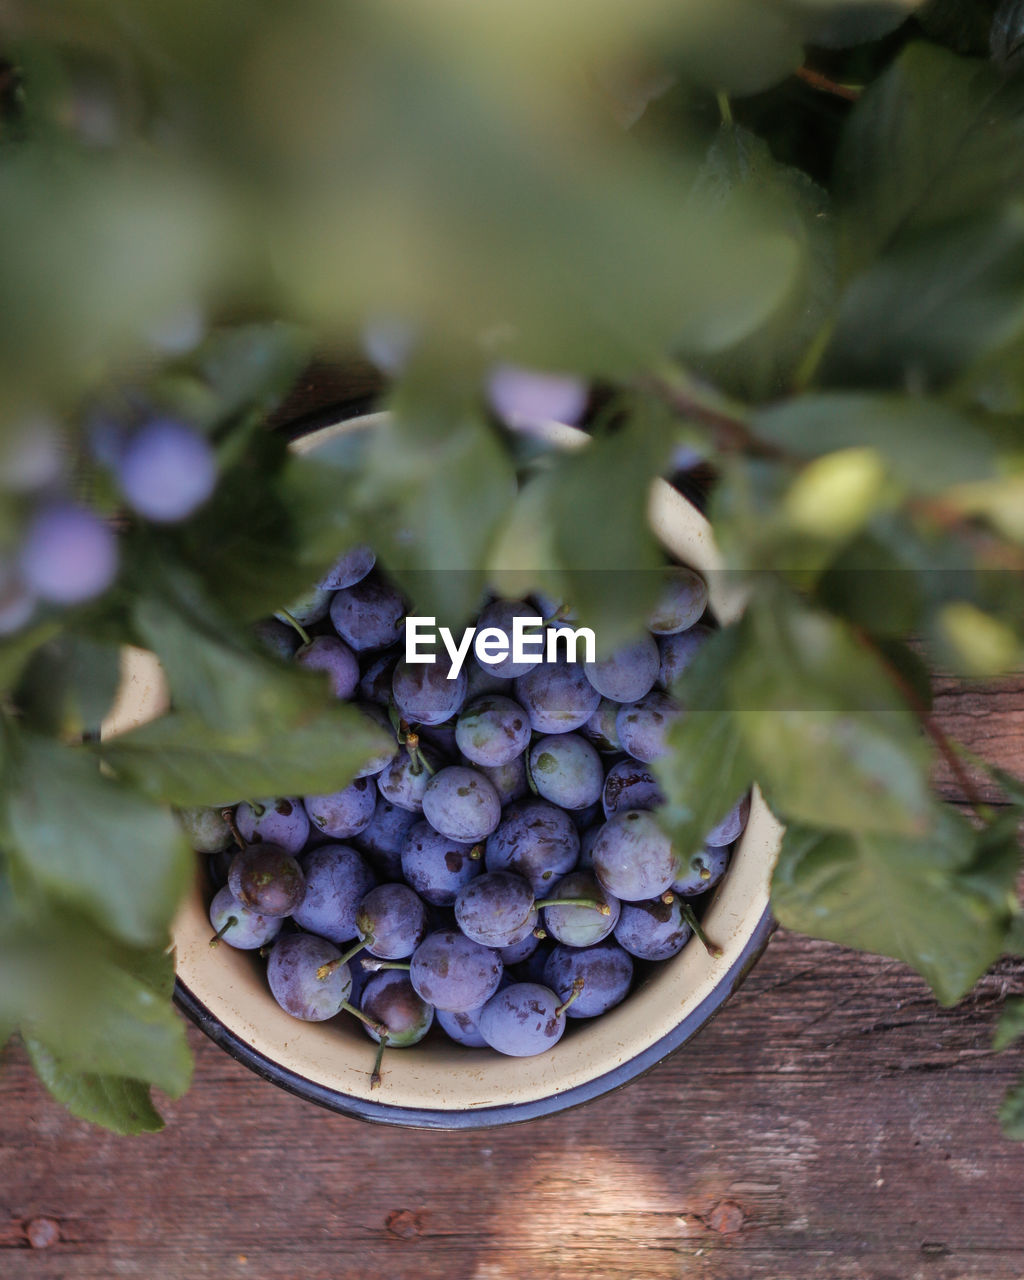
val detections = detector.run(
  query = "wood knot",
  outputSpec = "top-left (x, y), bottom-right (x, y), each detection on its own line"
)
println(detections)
top-left (25, 1218), bottom-right (60, 1249)
top-left (708, 1201), bottom-right (745, 1235)
top-left (385, 1208), bottom-right (424, 1239)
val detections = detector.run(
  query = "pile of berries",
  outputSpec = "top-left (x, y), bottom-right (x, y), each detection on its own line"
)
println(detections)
top-left (182, 546), bottom-right (749, 1086)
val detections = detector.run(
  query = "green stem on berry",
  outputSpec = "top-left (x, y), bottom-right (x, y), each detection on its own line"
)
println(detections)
top-left (276, 609), bottom-right (311, 647)
top-left (246, 800), bottom-right (266, 818)
top-left (317, 934), bottom-right (370, 980)
top-left (555, 976), bottom-right (585, 1018)
top-left (341, 1000), bottom-right (387, 1038)
top-left (661, 889), bottom-right (677, 904)
top-left (407, 735), bottom-right (436, 777)
top-left (716, 90), bottom-right (733, 127)
top-left (208, 916), bottom-right (237, 947)
top-left (370, 1035), bottom-right (388, 1089)
top-left (533, 926), bottom-right (548, 940)
top-left (680, 902), bottom-right (723, 959)
top-left (360, 959), bottom-right (411, 972)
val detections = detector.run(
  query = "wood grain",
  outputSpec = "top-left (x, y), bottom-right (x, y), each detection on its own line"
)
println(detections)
top-left (3, 931), bottom-right (1024, 1280)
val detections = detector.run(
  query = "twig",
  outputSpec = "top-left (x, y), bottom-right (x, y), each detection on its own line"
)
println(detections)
top-left (851, 626), bottom-right (991, 818)
top-left (795, 67), bottom-right (862, 102)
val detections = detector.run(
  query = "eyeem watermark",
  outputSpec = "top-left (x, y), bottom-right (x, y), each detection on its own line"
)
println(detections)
top-left (406, 616), bottom-right (596, 679)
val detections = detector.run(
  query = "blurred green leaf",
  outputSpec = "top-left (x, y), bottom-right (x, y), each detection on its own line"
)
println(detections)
top-left (0, 621), bottom-right (62, 698)
top-left (14, 634), bottom-right (121, 736)
top-left (96, 705), bottom-right (394, 807)
top-left (999, 1074), bottom-right (1024, 1139)
top-left (773, 807), bottom-right (1019, 1005)
top-left (546, 406), bottom-right (666, 652)
top-left (8, 735), bottom-right (192, 948)
top-left (361, 407), bottom-right (518, 628)
top-left (131, 568), bottom-right (330, 734)
top-left (652, 624), bottom-right (756, 854)
top-left (754, 394), bottom-right (1000, 491)
top-left (804, 1), bottom-right (913, 47)
top-left (171, 432), bottom-right (322, 622)
top-left (822, 209), bottom-right (1024, 388)
top-left (836, 43), bottom-right (1024, 274)
top-left (0, 147), bottom-right (234, 404)
top-left (693, 124), bottom-right (837, 400)
top-left (728, 589), bottom-right (935, 834)
top-left (917, 0), bottom-right (1000, 55)
top-left (0, 914), bottom-right (192, 1095)
top-left (994, 996), bottom-right (1024, 1052)
top-left (23, 1038), bottom-right (166, 1134)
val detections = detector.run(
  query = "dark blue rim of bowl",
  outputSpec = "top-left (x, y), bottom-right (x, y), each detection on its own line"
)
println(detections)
top-left (173, 905), bottom-right (775, 1130)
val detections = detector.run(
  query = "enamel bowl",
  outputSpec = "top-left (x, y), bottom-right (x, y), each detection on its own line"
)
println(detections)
top-left (106, 414), bottom-right (782, 1127)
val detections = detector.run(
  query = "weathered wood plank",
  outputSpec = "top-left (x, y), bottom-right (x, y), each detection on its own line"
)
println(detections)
top-left (931, 674), bottom-right (1024, 804)
top-left (4, 930), bottom-right (1024, 1280)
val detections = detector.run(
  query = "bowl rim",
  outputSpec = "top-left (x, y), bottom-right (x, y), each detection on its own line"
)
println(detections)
top-left (175, 907), bottom-right (774, 1129)
top-left (154, 410), bottom-right (783, 1127)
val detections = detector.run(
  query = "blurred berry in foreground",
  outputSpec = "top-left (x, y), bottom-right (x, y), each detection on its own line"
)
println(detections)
top-left (19, 502), bottom-right (118, 604)
top-left (116, 419), bottom-right (216, 523)
top-left (487, 364), bottom-right (587, 428)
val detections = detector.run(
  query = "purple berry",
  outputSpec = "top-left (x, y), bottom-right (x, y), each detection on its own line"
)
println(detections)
top-left (19, 502), bottom-right (118, 604)
top-left (116, 420), bottom-right (216, 522)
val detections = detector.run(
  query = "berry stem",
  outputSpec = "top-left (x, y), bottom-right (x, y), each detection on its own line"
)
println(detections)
top-left (208, 916), bottom-right (237, 947)
top-left (340, 1000), bottom-right (388, 1038)
top-left (680, 902), bottom-right (723, 959)
top-left (360, 959), bottom-right (412, 972)
top-left (555, 976), bottom-right (585, 1018)
top-left (277, 609), bottom-right (311, 647)
top-left (317, 935), bottom-right (370, 980)
top-left (370, 1035), bottom-right (388, 1089)
top-left (220, 807), bottom-right (247, 849)
top-left (795, 65), bottom-right (862, 101)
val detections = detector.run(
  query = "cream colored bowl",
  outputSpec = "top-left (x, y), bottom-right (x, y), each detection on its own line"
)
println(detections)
top-left (112, 414), bottom-right (783, 1127)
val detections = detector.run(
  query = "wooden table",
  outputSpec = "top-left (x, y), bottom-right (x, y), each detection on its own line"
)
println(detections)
top-left (3, 368), bottom-right (1024, 1280)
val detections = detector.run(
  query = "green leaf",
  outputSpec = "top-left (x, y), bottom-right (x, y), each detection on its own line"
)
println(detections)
top-left (822, 209), bottom-right (1024, 389)
top-left (0, 917), bottom-right (193, 1096)
top-left (652, 626), bottom-right (756, 855)
top-left (131, 569), bottom-right (333, 734)
top-left (8, 735), bottom-right (192, 948)
top-left (917, 0), bottom-right (1000, 56)
top-left (172, 431), bottom-right (320, 623)
top-left (803, 2), bottom-right (911, 48)
top-left (197, 323), bottom-right (311, 426)
top-left (96, 704), bottom-right (394, 807)
top-left (23, 1038), bottom-right (165, 1135)
top-left (994, 996), bottom-right (1024, 1052)
top-left (693, 125), bottom-right (837, 401)
top-left (546, 405), bottom-right (666, 653)
top-left (982, 762), bottom-right (1024, 806)
top-left (727, 590), bottom-right (934, 835)
top-left (836, 43), bottom-right (1024, 274)
top-left (999, 1074), bottom-right (1024, 1139)
top-left (772, 808), bottom-right (1020, 1005)
top-left (13, 634), bottom-right (122, 737)
top-left (753, 394), bottom-right (1000, 493)
top-left (362, 407), bottom-right (518, 628)
top-left (0, 620), bottom-right (62, 698)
